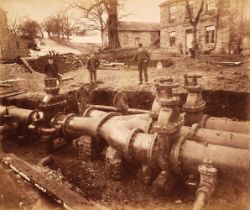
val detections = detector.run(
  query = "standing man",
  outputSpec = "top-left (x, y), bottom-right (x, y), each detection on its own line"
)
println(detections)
top-left (44, 55), bottom-right (62, 84)
top-left (87, 53), bottom-right (100, 85)
top-left (134, 43), bottom-right (150, 85)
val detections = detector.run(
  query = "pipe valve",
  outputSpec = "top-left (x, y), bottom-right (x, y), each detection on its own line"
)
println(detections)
top-left (154, 80), bottom-right (183, 134)
top-left (183, 74), bottom-right (206, 126)
top-left (193, 158), bottom-right (217, 210)
top-left (184, 74), bottom-right (203, 92)
top-left (151, 78), bottom-right (174, 120)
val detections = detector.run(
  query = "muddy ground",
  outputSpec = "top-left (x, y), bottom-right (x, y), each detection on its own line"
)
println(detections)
top-left (0, 55), bottom-right (250, 210)
top-left (2, 138), bottom-right (250, 210)
top-left (1, 55), bottom-right (250, 96)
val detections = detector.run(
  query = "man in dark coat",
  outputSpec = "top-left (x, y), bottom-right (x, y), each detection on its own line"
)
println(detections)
top-left (134, 43), bottom-right (150, 85)
top-left (87, 53), bottom-right (100, 85)
top-left (44, 56), bottom-right (62, 83)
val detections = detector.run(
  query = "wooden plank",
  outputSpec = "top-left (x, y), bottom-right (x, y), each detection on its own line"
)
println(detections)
top-left (0, 90), bottom-right (17, 95)
top-left (110, 62), bottom-right (125, 66)
top-left (0, 84), bottom-right (13, 87)
top-left (20, 57), bottom-right (34, 73)
top-left (0, 79), bottom-right (25, 84)
top-left (0, 91), bottom-right (27, 99)
top-left (62, 77), bottom-right (74, 82)
top-left (0, 154), bottom-right (103, 210)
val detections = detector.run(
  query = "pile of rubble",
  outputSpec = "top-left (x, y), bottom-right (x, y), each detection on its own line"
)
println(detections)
top-left (27, 53), bottom-right (88, 74)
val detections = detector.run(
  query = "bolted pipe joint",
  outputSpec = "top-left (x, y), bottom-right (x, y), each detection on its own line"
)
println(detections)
top-left (183, 74), bottom-right (206, 126)
top-left (193, 159), bottom-right (217, 210)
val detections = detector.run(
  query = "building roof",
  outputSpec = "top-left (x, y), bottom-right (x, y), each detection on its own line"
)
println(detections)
top-left (159, 0), bottom-right (183, 7)
top-left (117, 21), bottom-right (160, 32)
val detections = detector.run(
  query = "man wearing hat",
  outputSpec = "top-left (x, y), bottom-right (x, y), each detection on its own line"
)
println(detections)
top-left (87, 53), bottom-right (100, 85)
top-left (44, 55), bottom-right (62, 84)
top-left (134, 43), bottom-right (150, 85)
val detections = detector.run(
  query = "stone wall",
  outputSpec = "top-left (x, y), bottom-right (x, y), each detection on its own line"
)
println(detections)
top-left (160, 0), bottom-right (246, 55)
top-left (0, 10), bottom-right (29, 60)
top-left (104, 30), bottom-right (160, 49)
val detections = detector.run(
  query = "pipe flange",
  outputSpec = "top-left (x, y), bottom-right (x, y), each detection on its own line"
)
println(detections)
top-left (27, 110), bottom-right (41, 125)
top-left (154, 118), bottom-right (184, 134)
top-left (147, 133), bottom-right (158, 163)
top-left (169, 133), bottom-right (188, 176)
top-left (50, 112), bottom-right (65, 127)
top-left (159, 97), bottom-right (180, 106)
top-left (183, 101), bottom-right (206, 112)
top-left (39, 100), bottom-right (67, 109)
top-left (124, 128), bottom-right (144, 160)
top-left (61, 113), bottom-right (76, 138)
top-left (186, 85), bottom-right (202, 92)
top-left (95, 112), bottom-right (120, 139)
top-left (83, 106), bottom-right (96, 117)
top-left (145, 119), bottom-right (154, 134)
top-left (187, 123), bottom-right (199, 140)
top-left (199, 114), bottom-right (210, 128)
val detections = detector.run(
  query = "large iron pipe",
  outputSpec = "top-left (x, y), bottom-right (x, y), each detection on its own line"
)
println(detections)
top-left (0, 106), bottom-right (42, 124)
top-left (181, 126), bottom-right (250, 150)
top-left (85, 109), bottom-right (151, 121)
top-left (201, 116), bottom-right (250, 135)
top-left (89, 105), bottom-right (149, 114)
top-left (179, 140), bottom-right (250, 175)
top-left (98, 118), bottom-right (159, 165)
top-left (64, 116), bottom-right (98, 137)
top-left (62, 114), bottom-right (160, 166)
top-left (64, 114), bottom-right (152, 136)
top-left (83, 109), bottom-right (152, 132)
top-left (115, 117), bottom-right (152, 133)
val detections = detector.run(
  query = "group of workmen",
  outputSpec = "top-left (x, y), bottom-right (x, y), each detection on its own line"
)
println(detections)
top-left (44, 43), bottom-right (150, 85)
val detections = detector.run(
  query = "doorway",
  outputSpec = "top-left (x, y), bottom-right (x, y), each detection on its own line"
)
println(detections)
top-left (135, 37), bottom-right (140, 47)
top-left (185, 29), bottom-right (193, 53)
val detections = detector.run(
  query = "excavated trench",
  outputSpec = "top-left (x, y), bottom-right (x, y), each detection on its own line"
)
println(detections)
top-left (3, 88), bottom-right (250, 120)
top-left (1, 88), bottom-right (250, 210)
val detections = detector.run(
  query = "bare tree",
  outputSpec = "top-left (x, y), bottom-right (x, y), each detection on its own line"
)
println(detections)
top-left (8, 17), bottom-right (21, 36)
top-left (70, 0), bottom-right (121, 49)
top-left (63, 16), bottom-right (76, 40)
top-left (42, 17), bottom-right (55, 37)
top-left (19, 19), bottom-right (41, 39)
top-left (72, 2), bottom-right (106, 45)
top-left (185, 0), bottom-right (205, 57)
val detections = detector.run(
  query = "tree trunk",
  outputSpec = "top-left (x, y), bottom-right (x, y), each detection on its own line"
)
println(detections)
top-left (192, 24), bottom-right (199, 58)
top-left (101, 29), bottom-right (104, 46)
top-left (105, 0), bottom-right (120, 49)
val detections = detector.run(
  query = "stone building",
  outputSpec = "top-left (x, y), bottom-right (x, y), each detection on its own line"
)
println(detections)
top-left (104, 21), bottom-right (160, 48)
top-left (0, 8), bottom-right (29, 60)
top-left (159, 0), bottom-right (250, 55)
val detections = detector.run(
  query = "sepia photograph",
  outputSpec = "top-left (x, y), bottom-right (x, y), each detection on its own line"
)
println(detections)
top-left (0, 0), bottom-right (250, 209)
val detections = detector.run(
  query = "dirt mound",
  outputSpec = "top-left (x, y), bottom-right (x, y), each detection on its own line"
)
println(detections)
top-left (27, 53), bottom-right (88, 74)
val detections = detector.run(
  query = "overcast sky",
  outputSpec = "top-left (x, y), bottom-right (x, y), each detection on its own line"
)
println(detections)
top-left (0, 0), bottom-right (163, 23)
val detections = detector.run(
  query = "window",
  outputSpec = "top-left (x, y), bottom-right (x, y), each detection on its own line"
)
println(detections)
top-left (206, 0), bottom-right (216, 11)
top-left (169, 6), bottom-right (177, 21)
top-left (205, 26), bottom-right (215, 43)
top-left (123, 35), bottom-right (129, 47)
top-left (185, 1), bottom-right (194, 18)
top-left (169, 31), bottom-right (176, 46)
top-left (135, 37), bottom-right (140, 47)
